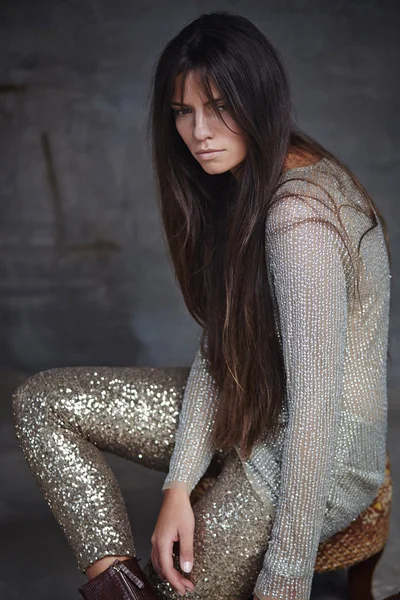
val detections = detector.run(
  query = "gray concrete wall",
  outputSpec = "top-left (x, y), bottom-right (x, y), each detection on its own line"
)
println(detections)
top-left (0, 0), bottom-right (399, 390)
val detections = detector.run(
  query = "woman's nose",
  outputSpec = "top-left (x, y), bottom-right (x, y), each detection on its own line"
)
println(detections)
top-left (192, 115), bottom-right (213, 139)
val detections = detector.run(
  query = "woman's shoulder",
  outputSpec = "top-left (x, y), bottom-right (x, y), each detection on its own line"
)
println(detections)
top-left (281, 151), bottom-right (323, 174)
top-left (269, 158), bottom-right (342, 229)
top-left (264, 158), bottom-right (359, 257)
top-left (278, 155), bottom-right (338, 189)
top-left (277, 152), bottom-right (356, 200)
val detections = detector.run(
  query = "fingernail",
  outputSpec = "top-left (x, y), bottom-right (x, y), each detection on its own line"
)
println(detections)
top-left (183, 561), bottom-right (192, 573)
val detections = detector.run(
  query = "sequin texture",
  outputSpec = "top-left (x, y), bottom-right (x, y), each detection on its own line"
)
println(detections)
top-left (11, 364), bottom-right (273, 600)
top-left (12, 366), bottom-right (191, 572)
top-left (144, 448), bottom-right (274, 600)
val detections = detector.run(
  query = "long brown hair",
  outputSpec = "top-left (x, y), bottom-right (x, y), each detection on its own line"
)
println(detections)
top-left (146, 11), bottom-right (391, 460)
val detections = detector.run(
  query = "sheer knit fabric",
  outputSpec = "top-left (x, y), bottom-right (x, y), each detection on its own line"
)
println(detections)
top-left (161, 157), bottom-right (391, 600)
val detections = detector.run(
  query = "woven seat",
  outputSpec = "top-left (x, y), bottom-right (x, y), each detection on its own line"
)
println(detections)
top-left (190, 452), bottom-right (393, 600)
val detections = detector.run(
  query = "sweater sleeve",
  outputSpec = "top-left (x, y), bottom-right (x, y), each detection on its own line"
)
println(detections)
top-left (162, 332), bottom-right (221, 495)
top-left (253, 191), bottom-right (348, 600)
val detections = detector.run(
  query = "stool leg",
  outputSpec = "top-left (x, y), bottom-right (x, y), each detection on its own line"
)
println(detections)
top-left (347, 546), bottom-right (385, 600)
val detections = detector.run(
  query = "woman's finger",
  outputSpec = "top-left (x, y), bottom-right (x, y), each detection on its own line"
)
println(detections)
top-left (158, 539), bottom-right (189, 596)
top-left (151, 546), bottom-right (165, 581)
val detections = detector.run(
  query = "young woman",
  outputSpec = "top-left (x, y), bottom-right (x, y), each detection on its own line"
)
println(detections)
top-left (12, 11), bottom-right (392, 600)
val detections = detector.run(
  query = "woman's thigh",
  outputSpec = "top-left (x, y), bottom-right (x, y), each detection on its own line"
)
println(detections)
top-left (143, 448), bottom-right (274, 600)
top-left (12, 364), bottom-right (192, 471)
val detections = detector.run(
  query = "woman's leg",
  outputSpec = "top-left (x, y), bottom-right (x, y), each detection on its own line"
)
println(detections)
top-left (11, 364), bottom-right (196, 574)
top-left (144, 447), bottom-right (274, 600)
top-left (12, 365), bottom-right (274, 599)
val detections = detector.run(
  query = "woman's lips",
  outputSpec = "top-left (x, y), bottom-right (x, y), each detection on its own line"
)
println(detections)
top-left (197, 150), bottom-right (225, 159)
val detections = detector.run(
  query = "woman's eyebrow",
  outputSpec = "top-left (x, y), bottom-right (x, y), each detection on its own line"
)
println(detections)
top-left (170, 97), bottom-right (223, 107)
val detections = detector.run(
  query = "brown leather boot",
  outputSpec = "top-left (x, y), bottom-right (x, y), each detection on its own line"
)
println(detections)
top-left (78, 556), bottom-right (160, 599)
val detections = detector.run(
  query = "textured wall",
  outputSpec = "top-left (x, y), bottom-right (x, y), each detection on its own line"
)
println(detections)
top-left (0, 0), bottom-right (399, 389)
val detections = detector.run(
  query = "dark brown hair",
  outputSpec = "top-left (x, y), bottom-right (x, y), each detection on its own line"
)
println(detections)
top-left (146, 11), bottom-right (391, 459)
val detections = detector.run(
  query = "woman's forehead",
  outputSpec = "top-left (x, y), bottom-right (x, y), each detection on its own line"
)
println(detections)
top-left (172, 71), bottom-right (219, 102)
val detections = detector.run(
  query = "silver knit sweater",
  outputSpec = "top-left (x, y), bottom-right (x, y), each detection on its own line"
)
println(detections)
top-left (161, 157), bottom-right (391, 600)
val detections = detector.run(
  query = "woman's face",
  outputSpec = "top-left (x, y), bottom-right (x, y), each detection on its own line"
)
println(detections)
top-left (171, 71), bottom-right (247, 178)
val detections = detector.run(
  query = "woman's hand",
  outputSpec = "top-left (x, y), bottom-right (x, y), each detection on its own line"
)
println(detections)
top-left (151, 485), bottom-right (197, 596)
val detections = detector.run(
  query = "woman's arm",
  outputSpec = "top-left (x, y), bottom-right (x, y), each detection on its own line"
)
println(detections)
top-left (162, 332), bottom-right (221, 495)
top-left (253, 191), bottom-right (348, 600)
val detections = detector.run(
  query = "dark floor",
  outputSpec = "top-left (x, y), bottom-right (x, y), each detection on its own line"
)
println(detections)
top-left (1, 367), bottom-right (399, 600)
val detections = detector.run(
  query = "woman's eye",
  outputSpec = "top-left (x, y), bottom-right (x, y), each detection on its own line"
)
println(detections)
top-left (173, 107), bottom-right (190, 116)
top-left (172, 104), bottom-right (227, 117)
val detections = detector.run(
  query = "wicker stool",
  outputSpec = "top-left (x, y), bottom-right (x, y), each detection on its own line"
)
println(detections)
top-left (189, 452), bottom-right (393, 600)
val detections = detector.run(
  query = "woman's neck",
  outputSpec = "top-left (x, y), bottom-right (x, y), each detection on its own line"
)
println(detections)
top-left (282, 149), bottom-right (321, 173)
top-left (230, 149), bottom-right (321, 182)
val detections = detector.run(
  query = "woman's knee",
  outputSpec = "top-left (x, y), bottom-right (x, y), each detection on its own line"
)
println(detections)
top-left (12, 367), bottom-right (67, 435)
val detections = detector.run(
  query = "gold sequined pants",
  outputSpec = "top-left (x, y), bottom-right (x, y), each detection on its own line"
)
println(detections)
top-left (12, 365), bottom-right (274, 600)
